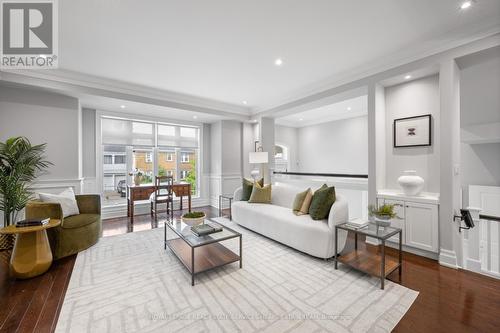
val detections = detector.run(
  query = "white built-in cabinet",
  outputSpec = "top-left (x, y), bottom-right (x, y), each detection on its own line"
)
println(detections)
top-left (377, 190), bottom-right (439, 253)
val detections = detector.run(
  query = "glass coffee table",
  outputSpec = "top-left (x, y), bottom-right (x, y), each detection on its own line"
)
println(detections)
top-left (164, 218), bottom-right (242, 286)
top-left (334, 223), bottom-right (402, 290)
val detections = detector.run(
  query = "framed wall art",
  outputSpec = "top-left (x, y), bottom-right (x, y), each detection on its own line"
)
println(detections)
top-left (393, 114), bottom-right (432, 147)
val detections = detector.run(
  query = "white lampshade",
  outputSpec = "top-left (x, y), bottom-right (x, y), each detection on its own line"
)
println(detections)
top-left (249, 152), bottom-right (268, 164)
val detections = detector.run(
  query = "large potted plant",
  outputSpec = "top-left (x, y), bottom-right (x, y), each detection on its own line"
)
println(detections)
top-left (0, 137), bottom-right (51, 250)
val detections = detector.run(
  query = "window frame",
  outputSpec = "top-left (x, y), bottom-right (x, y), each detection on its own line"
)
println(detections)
top-left (97, 113), bottom-right (202, 209)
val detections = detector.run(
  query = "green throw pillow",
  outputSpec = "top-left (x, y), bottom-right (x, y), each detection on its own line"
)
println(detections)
top-left (292, 188), bottom-right (310, 214)
top-left (241, 178), bottom-right (264, 201)
top-left (248, 183), bottom-right (272, 203)
top-left (309, 184), bottom-right (336, 220)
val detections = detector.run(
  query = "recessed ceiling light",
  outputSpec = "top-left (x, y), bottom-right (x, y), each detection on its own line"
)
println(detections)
top-left (404, 75), bottom-right (412, 80)
top-left (299, 118), bottom-right (304, 121)
top-left (347, 107), bottom-right (352, 111)
top-left (252, 119), bottom-right (257, 122)
top-left (274, 58), bottom-right (283, 66)
top-left (193, 115), bottom-right (198, 119)
top-left (120, 105), bottom-right (126, 109)
top-left (242, 100), bottom-right (248, 105)
top-left (460, 1), bottom-right (472, 9)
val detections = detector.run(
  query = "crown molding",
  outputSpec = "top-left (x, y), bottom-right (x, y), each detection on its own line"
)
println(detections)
top-left (252, 28), bottom-right (500, 116)
top-left (0, 69), bottom-right (252, 120)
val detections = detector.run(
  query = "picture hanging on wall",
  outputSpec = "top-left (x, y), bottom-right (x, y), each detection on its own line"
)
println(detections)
top-left (393, 114), bottom-right (432, 147)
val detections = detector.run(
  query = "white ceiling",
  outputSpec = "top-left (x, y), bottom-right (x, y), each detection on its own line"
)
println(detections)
top-left (58, 0), bottom-right (500, 111)
top-left (275, 95), bottom-right (367, 128)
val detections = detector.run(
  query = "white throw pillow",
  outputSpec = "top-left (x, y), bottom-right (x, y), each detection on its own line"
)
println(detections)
top-left (39, 187), bottom-right (80, 218)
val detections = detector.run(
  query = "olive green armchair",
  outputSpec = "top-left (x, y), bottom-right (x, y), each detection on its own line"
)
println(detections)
top-left (25, 194), bottom-right (102, 260)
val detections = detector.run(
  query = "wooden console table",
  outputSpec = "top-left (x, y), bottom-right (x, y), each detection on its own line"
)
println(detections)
top-left (127, 183), bottom-right (192, 222)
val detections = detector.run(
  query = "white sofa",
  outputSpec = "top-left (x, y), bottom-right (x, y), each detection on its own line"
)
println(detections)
top-left (232, 183), bottom-right (348, 259)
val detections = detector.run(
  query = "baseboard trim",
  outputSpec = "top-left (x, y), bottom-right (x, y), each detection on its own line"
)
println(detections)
top-left (439, 248), bottom-right (458, 269)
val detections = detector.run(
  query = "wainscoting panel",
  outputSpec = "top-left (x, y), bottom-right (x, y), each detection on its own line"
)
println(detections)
top-left (30, 178), bottom-right (84, 194)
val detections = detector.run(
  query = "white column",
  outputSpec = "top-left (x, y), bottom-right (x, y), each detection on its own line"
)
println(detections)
top-left (259, 117), bottom-right (275, 184)
top-left (367, 83), bottom-right (386, 206)
top-left (439, 59), bottom-right (462, 268)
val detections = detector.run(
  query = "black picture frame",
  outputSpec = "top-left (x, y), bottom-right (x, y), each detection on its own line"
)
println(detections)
top-left (393, 114), bottom-right (432, 148)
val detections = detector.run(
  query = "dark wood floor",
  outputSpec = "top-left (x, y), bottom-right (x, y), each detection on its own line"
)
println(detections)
top-left (1, 206), bottom-right (499, 333)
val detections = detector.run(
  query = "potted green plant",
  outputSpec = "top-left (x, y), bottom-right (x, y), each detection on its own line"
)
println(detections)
top-left (368, 204), bottom-right (398, 227)
top-left (181, 211), bottom-right (206, 226)
top-left (128, 169), bottom-right (144, 186)
top-left (0, 137), bottom-right (51, 250)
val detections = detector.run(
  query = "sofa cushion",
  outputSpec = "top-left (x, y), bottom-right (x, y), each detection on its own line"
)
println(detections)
top-left (309, 185), bottom-right (336, 220)
top-left (298, 189), bottom-right (313, 215)
top-left (248, 183), bottom-right (272, 203)
top-left (241, 178), bottom-right (263, 201)
top-left (293, 188), bottom-right (312, 216)
top-left (62, 214), bottom-right (100, 229)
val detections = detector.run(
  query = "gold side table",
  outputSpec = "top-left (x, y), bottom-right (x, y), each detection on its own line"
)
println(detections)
top-left (0, 219), bottom-right (60, 279)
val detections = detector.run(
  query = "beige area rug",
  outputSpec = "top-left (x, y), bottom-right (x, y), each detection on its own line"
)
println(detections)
top-left (56, 218), bottom-right (418, 333)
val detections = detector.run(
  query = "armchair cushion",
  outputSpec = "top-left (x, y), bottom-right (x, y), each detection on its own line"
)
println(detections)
top-left (76, 194), bottom-right (101, 214)
top-left (39, 188), bottom-right (80, 217)
top-left (62, 214), bottom-right (100, 229)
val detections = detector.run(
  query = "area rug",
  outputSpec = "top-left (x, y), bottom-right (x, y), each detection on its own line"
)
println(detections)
top-left (55, 218), bottom-right (418, 333)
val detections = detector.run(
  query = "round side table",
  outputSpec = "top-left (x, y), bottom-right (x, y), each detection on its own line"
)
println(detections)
top-left (0, 219), bottom-right (61, 279)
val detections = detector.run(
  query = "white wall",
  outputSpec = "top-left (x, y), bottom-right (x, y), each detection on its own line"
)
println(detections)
top-left (459, 47), bottom-right (500, 205)
top-left (296, 116), bottom-right (368, 174)
top-left (384, 75), bottom-right (440, 192)
top-left (0, 85), bottom-right (81, 181)
top-left (275, 125), bottom-right (298, 171)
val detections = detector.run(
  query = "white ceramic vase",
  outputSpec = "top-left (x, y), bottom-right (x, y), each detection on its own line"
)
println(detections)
top-left (398, 170), bottom-right (424, 196)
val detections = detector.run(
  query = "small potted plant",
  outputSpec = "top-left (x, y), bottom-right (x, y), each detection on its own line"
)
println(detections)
top-left (368, 204), bottom-right (398, 227)
top-left (128, 169), bottom-right (144, 186)
top-left (181, 211), bottom-right (206, 226)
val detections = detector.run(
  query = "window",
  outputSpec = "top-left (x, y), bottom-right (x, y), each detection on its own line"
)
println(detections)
top-left (114, 155), bottom-right (125, 164)
top-left (102, 145), bottom-right (127, 206)
top-left (101, 117), bottom-right (200, 207)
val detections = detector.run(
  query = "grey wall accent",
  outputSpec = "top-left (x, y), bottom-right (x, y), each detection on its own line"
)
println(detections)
top-left (82, 108), bottom-right (96, 178)
top-left (459, 47), bottom-right (500, 204)
top-left (0, 85), bottom-right (80, 180)
top-left (296, 116), bottom-right (368, 174)
top-left (384, 75), bottom-right (440, 192)
top-left (221, 120), bottom-right (242, 175)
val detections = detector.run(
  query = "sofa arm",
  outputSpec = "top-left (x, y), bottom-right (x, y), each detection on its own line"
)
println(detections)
top-left (327, 196), bottom-right (349, 229)
top-left (25, 201), bottom-right (63, 221)
top-left (233, 187), bottom-right (243, 201)
top-left (76, 194), bottom-right (101, 215)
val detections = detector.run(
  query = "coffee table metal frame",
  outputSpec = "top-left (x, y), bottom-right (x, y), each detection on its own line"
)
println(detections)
top-left (164, 219), bottom-right (242, 286)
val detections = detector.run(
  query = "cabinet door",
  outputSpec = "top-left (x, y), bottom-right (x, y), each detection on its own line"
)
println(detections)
top-left (384, 199), bottom-right (405, 243)
top-left (405, 202), bottom-right (438, 252)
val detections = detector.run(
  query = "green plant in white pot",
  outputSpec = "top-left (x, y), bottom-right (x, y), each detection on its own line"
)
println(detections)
top-left (368, 204), bottom-right (398, 227)
top-left (0, 137), bottom-right (51, 249)
top-left (181, 211), bottom-right (206, 226)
